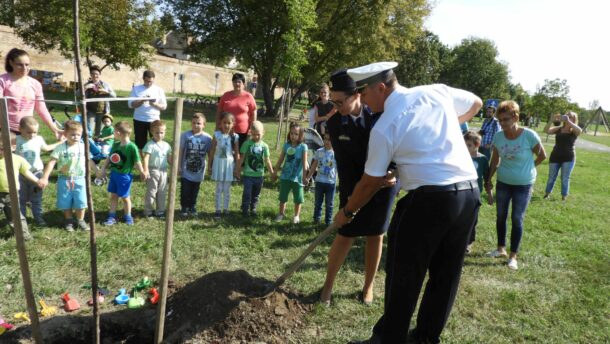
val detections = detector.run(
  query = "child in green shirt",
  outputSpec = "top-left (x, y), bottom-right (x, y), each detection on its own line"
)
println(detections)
top-left (97, 121), bottom-right (147, 225)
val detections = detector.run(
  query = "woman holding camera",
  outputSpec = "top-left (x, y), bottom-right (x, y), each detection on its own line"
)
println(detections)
top-left (485, 100), bottom-right (546, 270)
top-left (543, 111), bottom-right (582, 201)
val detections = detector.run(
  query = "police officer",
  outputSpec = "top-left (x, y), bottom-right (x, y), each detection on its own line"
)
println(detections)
top-left (318, 70), bottom-right (398, 306)
top-left (335, 62), bottom-right (483, 344)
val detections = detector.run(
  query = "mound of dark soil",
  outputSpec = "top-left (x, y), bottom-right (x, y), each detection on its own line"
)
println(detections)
top-left (2, 270), bottom-right (312, 343)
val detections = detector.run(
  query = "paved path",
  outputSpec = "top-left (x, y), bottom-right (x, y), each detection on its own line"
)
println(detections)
top-left (542, 135), bottom-right (610, 153)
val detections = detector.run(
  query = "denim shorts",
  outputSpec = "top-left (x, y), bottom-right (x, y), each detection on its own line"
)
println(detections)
top-left (108, 171), bottom-right (133, 198)
top-left (57, 176), bottom-right (87, 210)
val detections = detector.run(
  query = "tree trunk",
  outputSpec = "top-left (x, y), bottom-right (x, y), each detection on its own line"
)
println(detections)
top-left (259, 72), bottom-right (275, 117)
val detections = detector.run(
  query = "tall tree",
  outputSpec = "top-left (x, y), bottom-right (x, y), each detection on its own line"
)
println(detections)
top-left (0, 0), bottom-right (14, 26)
top-left (439, 37), bottom-right (510, 100)
top-left (12, 0), bottom-right (160, 71)
top-left (394, 30), bottom-right (447, 87)
top-left (292, 0), bottom-right (431, 107)
top-left (163, 0), bottom-right (319, 115)
top-left (529, 78), bottom-right (579, 120)
top-left (163, 0), bottom-right (431, 115)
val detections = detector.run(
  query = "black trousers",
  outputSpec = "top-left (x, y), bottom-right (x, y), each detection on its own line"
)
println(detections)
top-left (180, 178), bottom-right (201, 211)
top-left (372, 185), bottom-right (480, 343)
top-left (133, 119), bottom-right (152, 150)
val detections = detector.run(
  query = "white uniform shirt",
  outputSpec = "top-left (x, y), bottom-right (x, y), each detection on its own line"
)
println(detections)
top-left (128, 84), bottom-right (167, 122)
top-left (364, 84), bottom-right (478, 191)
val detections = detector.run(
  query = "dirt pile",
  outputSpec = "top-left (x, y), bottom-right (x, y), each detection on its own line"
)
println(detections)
top-left (2, 270), bottom-right (312, 344)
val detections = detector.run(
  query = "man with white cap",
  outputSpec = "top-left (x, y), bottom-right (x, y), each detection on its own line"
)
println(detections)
top-left (334, 62), bottom-right (483, 344)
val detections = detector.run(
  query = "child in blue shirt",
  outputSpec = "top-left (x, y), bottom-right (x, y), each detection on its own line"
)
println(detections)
top-left (305, 132), bottom-right (336, 225)
top-left (178, 113), bottom-right (212, 216)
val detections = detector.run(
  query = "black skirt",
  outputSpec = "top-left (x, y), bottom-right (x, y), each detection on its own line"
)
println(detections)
top-left (337, 184), bottom-right (398, 237)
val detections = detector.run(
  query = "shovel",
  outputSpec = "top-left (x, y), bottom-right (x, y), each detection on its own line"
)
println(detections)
top-left (259, 223), bottom-right (337, 298)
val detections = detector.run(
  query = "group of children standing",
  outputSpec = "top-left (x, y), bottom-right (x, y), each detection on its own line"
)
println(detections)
top-left (0, 111), bottom-right (338, 238)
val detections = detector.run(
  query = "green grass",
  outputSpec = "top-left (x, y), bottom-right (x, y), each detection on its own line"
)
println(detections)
top-left (0, 93), bottom-right (609, 343)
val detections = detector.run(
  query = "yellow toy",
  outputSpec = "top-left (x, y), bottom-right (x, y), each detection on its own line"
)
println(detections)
top-left (39, 299), bottom-right (58, 317)
top-left (14, 312), bottom-right (30, 323)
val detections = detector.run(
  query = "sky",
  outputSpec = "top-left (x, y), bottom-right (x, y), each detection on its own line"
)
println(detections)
top-left (424, 0), bottom-right (609, 109)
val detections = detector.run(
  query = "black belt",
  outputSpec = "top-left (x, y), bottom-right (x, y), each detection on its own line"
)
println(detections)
top-left (415, 180), bottom-right (478, 193)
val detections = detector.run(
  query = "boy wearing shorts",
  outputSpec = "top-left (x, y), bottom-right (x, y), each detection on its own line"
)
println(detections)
top-left (98, 121), bottom-right (147, 225)
top-left (40, 121), bottom-right (94, 231)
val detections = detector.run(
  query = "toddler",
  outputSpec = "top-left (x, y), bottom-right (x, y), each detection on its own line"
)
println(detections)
top-left (235, 120), bottom-right (273, 217)
top-left (16, 116), bottom-right (64, 226)
top-left (305, 132), bottom-right (336, 225)
top-left (179, 113), bottom-right (212, 216)
top-left (272, 123), bottom-right (307, 224)
top-left (142, 120), bottom-right (171, 218)
top-left (40, 121), bottom-right (95, 231)
top-left (208, 112), bottom-right (239, 219)
top-left (96, 114), bottom-right (114, 155)
top-left (0, 132), bottom-right (44, 240)
top-left (464, 130), bottom-right (492, 252)
top-left (98, 121), bottom-right (147, 225)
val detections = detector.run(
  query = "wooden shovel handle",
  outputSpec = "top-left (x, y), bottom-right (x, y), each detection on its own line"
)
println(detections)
top-left (273, 223), bottom-right (337, 288)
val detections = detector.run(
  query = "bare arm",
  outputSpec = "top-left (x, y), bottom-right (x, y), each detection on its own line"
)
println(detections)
top-left (305, 159), bottom-right (318, 181)
top-left (265, 157), bottom-right (274, 175)
top-left (135, 161), bottom-right (148, 181)
top-left (532, 143), bottom-right (546, 166)
top-left (458, 96), bottom-right (483, 124)
top-left (207, 138), bottom-right (217, 174)
top-left (41, 137), bottom-right (66, 152)
top-left (142, 153), bottom-right (150, 174)
top-left (301, 149), bottom-right (308, 184)
top-left (333, 173), bottom-right (387, 227)
top-left (39, 159), bottom-right (57, 188)
top-left (272, 149), bottom-right (286, 181)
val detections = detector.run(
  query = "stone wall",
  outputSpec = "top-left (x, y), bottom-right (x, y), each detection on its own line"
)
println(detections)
top-left (0, 24), bottom-right (265, 97)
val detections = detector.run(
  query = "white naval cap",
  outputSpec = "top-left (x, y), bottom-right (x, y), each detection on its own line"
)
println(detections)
top-left (347, 61), bottom-right (398, 88)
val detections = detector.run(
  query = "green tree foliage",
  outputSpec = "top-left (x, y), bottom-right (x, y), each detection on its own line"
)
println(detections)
top-left (294, 0), bottom-right (430, 105)
top-left (394, 30), bottom-right (448, 87)
top-left (508, 83), bottom-right (532, 112)
top-left (163, 0), bottom-right (431, 115)
top-left (0, 0), bottom-right (15, 26)
top-left (529, 78), bottom-right (580, 120)
top-left (163, 0), bottom-right (319, 115)
top-left (439, 37), bottom-right (510, 100)
top-left (12, 0), bottom-right (160, 71)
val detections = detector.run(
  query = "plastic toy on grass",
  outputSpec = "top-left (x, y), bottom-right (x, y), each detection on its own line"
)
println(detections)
top-left (13, 312), bottom-right (30, 323)
top-left (134, 277), bottom-right (152, 291)
top-left (149, 288), bottom-right (159, 305)
top-left (62, 293), bottom-right (80, 312)
top-left (39, 298), bottom-right (58, 317)
top-left (127, 292), bottom-right (145, 309)
top-left (115, 288), bottom-right (130, 305)
top-left (87, 292), bottom-right (106, 306)
top-left (0, 317), bottom-right (14, 335)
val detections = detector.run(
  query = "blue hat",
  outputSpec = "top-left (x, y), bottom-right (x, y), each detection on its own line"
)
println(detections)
top-left (485, 99), bottom-right (499, 109)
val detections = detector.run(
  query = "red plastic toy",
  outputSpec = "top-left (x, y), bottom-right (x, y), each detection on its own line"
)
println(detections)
top-left (62, 293), bottom-right (80, 312)
top-left (149, 288), bottom-right (159, 305)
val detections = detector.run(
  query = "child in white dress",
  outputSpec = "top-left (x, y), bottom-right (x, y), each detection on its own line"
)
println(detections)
top-left (208, 112), bottom-right (239, 219)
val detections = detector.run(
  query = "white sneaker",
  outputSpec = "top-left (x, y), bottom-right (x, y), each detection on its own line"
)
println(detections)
top-left (274, 214), bottom-right (284, 222)
top-left (487, 249), bottom-right (508, 258)
top-left (508, 258), bottom-right (518, 270)
top-left (293, 215), bottom-right (300, 224)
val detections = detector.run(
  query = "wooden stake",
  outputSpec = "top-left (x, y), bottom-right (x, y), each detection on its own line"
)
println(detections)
top-left (0, 101), bottom-right (43, 343)
top-left (154, 98), bottom-right (183, 343)
top-left (72, 1), bottom-right (100, 343)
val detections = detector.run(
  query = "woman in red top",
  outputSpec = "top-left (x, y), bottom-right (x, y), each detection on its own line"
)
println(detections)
top-left (0, 48), bottom-right (62, 139)
top-left (216, 73), bottom-right (257, 149)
